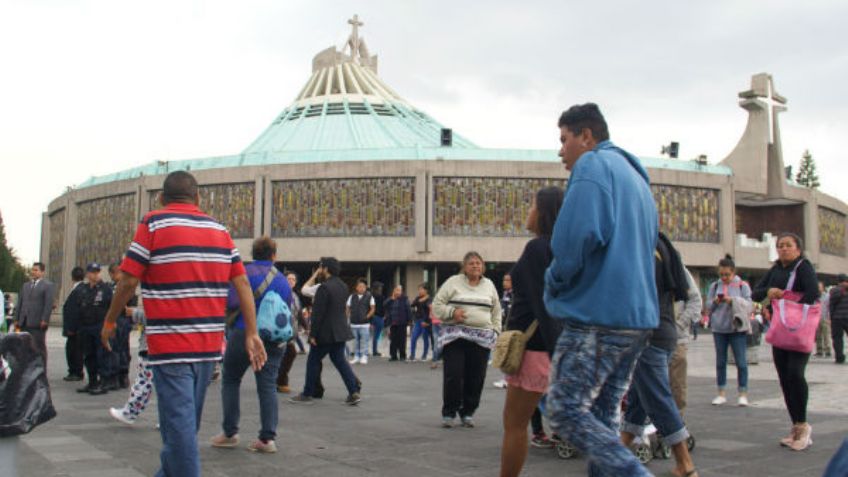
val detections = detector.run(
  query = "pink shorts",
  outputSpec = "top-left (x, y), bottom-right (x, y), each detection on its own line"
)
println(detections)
top-left (505, 350), bottom-right (551, 394)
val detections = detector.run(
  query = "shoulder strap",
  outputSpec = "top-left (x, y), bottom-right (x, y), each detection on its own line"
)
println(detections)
top-left (524, 320), bottom-right (539, 339)
top-left (785, 259), bottom-right (804, 291)
top-left (255, 267), bottom-right (279, 300)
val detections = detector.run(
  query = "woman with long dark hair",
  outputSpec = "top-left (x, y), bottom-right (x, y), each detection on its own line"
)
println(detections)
top-left (752, 233), bottom-right (820, 451)
top-left (498, 186), bottom-right (564, 477)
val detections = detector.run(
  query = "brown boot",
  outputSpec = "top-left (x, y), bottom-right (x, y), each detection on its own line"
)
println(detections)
top-left (789, 423), bottom-right (812, 451)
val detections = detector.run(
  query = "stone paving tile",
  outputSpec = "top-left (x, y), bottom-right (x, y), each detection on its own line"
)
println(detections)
top-left (12, 329), bottom-right (848, 476)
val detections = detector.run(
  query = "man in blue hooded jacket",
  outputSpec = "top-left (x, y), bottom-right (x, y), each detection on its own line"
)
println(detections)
top-left (544, 103), bottom-right (658, 477)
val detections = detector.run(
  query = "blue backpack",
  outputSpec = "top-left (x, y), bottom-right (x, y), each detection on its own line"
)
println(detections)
top-left (254, 268), bottom-right (293, 344)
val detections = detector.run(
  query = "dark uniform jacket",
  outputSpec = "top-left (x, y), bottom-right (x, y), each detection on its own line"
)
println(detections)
top-left (62, 282), bottom-right (85, 336)
top-left (78, 281), bottom-right (113, 329)
top-left (310, 276), bottom-right (353, 345)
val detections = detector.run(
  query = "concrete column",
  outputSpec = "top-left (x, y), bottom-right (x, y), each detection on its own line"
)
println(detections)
top-left (805, 196), bottom-right (820, 267)
top-left (414, 172), bottom-right (427, 253)
top-left (405, 264), bottom-right (426, 293)
top-left (722, 180), bottom-right (736, 259)
top-left (254, 176), bottom-right (264, 238)
top-left (263, 176), bottom-right (273, 238)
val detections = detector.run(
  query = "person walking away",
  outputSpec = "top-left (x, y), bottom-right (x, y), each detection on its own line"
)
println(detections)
top-left (410, 283), bottom-right (433, 361)
top-left (212, 237), bottom-right (291, 453)
top-left (109, 303), bottom-right (155, 425)
top-left (752, 232), bottom-right (820, 451)
top-left (828, 274), bottom-right (848, 363)
top-left (669, 267), bottom-right (702, 417)
top-left (493, 274), bottom-right (514, 389)
top-left (620, 233), bottom-right (699, 477)
top-left (433, 251), bottom-right (501, 429)
top-left (498, 186), bottom-right (563, 477)
top-left (347, 278), bottom-right (375, 364)
top-left (289, 257), bottom-right (361, 405)
top-left (108, 264), bottom-right (137, 389)
top-left (62, 267), bottom-right (86, 382)
top-left (76, 263), bottom-right (113, 395)
top-left (14, 262), bottom-right (55, 361)
top-left (816, 281), bottom-right (832, 358)
top-left (277, 271), bottom-right (304, 393)
top-left (371, 281), bottom-right (386, 357)
top-left (707, 255), bottom-right (753, 407)
top-left (385, 285), bottom-right (413, 362)
top-left (100, 171), bottom-right (267, 477)
top-left (543, 103), bottom-right (658, 477)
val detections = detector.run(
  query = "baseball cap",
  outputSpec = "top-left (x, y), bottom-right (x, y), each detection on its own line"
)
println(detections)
top-left (86, 262), bottom-right (102, 272)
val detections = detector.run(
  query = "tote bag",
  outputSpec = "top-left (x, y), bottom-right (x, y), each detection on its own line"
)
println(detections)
top-left (765, 261), bottom-right (820, 354)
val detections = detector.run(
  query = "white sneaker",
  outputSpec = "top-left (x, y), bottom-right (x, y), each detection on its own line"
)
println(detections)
top-left (493, 379), bottom-right (507, 389)
top-left (711, 395), bottom-right (727, 406)
top-left (109, 407), bottom-right (135, 425)
top-left (738, 395), bottom-right (749, 407)
top-left (360, 356), bottom-right (368, 365)
top-left (349, 357), bottom-right (359, 364)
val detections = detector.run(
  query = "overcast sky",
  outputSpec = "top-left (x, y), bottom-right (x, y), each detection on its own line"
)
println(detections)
top-left (1, 0), bottom-right (846, 264)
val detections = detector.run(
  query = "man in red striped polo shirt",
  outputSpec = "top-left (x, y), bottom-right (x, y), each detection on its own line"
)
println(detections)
top-left (102, 171), bottom-right (267, 477)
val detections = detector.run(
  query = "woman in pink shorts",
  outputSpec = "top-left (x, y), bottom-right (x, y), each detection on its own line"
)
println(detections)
top-left (499, 187), bottom-right (564, 477)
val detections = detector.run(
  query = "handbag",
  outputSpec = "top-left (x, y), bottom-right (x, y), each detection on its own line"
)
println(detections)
top-left (765, 260), bottom-right (821, 354)
top-left (492, 320), bottom-right (538, 375)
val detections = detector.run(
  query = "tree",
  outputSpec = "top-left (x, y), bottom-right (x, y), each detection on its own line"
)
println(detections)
top-left (795, 149), bottom-right (821, 189)
top-left (0, 210), bottom-right (28, 294)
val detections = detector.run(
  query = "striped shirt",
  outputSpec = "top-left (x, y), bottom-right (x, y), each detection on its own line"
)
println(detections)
top-left (120, 202), bottom-right (246, 365)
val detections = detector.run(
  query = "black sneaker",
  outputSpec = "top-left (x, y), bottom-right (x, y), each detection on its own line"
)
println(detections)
top-left (289, 394), bottom-right (315, 404)
top-left (63, 374), bottom-right (83, 382)
top-left (76, 383), bottom-right (94, 393)
top-left (88, 384), bottom-right (107, 395)
top-left (345, 393), bottom-right (361, 406)
top-left (373, 352), bottom-right (383, 357)
top-left (104, 378), bottom-right (120, 391)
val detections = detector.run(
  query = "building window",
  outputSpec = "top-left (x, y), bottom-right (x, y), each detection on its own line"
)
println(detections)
top-left (819, 207), bottom-right (847, 257)
top-left (148, 182), bottom-right (255, 239)
top-left (76, 193), bottom-right (136, 268)
top-left (652, 185), bottom-right (720, 243)
top-left (432, 177), bottom-right (567, 236)
top-left (48, 208), bottom-right (66, 291)
top-left (272, 178), bottom-right (415, 237)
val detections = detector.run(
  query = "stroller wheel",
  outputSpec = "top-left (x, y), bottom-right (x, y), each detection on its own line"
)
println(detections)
top-left (633, 443), bottom-right (652, 464)
top-left (556, 440), bottom-right (578, 460)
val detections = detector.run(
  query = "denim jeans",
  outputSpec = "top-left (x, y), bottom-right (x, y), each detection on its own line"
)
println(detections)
top-left (409, 321), bottom-right (432, 360)
top-left (824, 438), bottom-right (848, 477)
top-left (221, 328), bottom-right (285, 441)
top-left (303, 342), bottom-right (360, 397)
top-left (152, 361), bottom-right (214, 477)
top-left (622, 345), bottom-right (689, 445)
top-left (713, 331), bottom-right (748, 391)
top-left (371, 315), bottom-right (384, 355)
top-left (350, 324), bottom-right (371, 359)
top-left (547, 322), bottom-right (651, 477)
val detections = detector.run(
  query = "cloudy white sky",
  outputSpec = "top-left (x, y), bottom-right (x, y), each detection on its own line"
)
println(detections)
top-left (1, 0), bottom-right (846, 264)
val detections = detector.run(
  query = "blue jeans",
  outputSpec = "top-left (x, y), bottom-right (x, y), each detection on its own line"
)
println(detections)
top-left (623, 345), bottom-right (689, 445)
top-left (221, 328), bottom-right (285, 441)
top-left (824, 438), bottom-right (848, 477)
top-left (152, 361), bottom-right (214, 477)
top-left (713, 332), bottom-right (748, 391)
top-left (409, 321), bottom-right (432, 360)
top-left (371, 316), bottom-right (384, 354)
top-left (303, 342), bottom-right (360, 397)
top-left (547, 322), bottom-right (651, 477)
top-left (350, 324), bottom-right (370, 359)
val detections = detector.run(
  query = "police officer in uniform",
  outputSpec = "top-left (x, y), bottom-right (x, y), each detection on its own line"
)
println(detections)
top-left (108, 263), bottom-right (137, 388)
top-left (76, 263), bottom-right (113, 395)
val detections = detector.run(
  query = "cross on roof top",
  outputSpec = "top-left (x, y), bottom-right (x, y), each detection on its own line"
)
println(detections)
top-left (347, 14), bottom-right (364, 63)
top-left (739, 74), bottom-right (787, 145)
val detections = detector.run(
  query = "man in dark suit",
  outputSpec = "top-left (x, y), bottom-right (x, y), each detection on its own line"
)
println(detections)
top-left (62, 266), bottom-right (86, 381)
top-left (14, 262), bottom-right (56, 360)
top-left (290, 257), bottom-right (361, 405)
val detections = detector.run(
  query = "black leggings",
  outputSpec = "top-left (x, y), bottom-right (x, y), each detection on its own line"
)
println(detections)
top-left (772, 347), bottom-right (810, 423)
top-left (531, 408), bottom-right (544, 435)
top-left (441, 339), bottom-right (489, 418)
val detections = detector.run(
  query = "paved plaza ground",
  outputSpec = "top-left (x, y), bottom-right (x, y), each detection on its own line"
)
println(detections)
top-left (14, 328), bottom-right (848, 476)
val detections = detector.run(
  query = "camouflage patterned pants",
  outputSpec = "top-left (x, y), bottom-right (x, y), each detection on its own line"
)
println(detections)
top-left (546, 322), bottom-right (653, 477)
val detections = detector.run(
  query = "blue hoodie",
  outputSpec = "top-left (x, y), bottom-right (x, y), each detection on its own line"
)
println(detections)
top-left (544, 140), bottom-right (659, 330)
